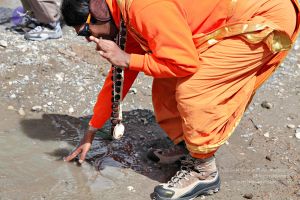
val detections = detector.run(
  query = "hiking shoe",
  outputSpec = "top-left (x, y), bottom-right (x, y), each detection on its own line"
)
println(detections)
top-left (153, 156), bottom-right (220, 200)
top-left (24, 22), bottom-right (62, 41)
top-left (9, 13), bottom-right (40, 34)
top-left (147, 142), bottom-right (189, 164)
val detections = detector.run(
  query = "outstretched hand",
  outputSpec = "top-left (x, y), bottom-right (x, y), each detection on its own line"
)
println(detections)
top-left (89, 36), bottom-right (130, 68)
top-left (64, 130), bottom-right (96, 164)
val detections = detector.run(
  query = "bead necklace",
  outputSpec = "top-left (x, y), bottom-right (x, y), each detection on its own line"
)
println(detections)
top-left (111, 18), bottom-right (126, 139)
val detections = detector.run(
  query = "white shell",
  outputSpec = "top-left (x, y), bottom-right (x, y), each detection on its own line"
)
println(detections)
top-left (113, 123), bottom-right (125, 140)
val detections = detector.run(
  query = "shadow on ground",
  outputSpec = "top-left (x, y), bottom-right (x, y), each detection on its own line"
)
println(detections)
top-left (20, 109), bottom-right (180, 183)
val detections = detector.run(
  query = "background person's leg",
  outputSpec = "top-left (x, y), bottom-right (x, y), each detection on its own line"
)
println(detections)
top-left (24, 0), bottom-right (62, 41)
top-left (26, 0), bottom-right (60, 24)
top-left (20, 0), bottom-right (31, 13)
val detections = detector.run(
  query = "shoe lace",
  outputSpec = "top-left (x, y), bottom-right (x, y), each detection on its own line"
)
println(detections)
top-left (167, 159), bottom-right (195, 187)
top-left (28, 26), bottom-right (43, 33)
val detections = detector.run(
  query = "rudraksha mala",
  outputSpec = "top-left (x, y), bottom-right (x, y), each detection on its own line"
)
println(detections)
top-left (111, 19), bottom-right (126, 139)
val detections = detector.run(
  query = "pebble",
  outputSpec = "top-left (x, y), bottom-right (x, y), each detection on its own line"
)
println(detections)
top-left (261, 101), bottom-right (273, 109)
top-left (243, 193), bottom-right (253, 199)
top-left (9, 94), bottom-right (17, 99)
top-left (68, 107), bottom-right (74, 113)
top-left (7, 105), bottom-right (14, 110)
top-left (78, 86), bottom-right (84, 92)
top-left (264, 132), bottom-right (270, 138)
top-left (18, 108), bottom-right (25, 116)
top-left (265, 155), bottom-right (272, 161)
top-left (287, 124), bottom-right (296, 129)
top-left (296, 128), bottom-right (300, 133)
top-left (31, 106), bottom-right (42, 112)
top-left (0, 40), bottom-right (8, 48)
top-left (295, 132), bottom-right (300, 140)
top-left (55, 72), bottom-right (65, 82)
top-left (127, 186), bottom-right (135, 192)
top-left (129, 88), bottom-right (137, 94)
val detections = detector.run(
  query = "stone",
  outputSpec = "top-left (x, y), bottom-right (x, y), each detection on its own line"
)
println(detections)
top-left (127, 186), bottom-right (135, 192)
top-left (55, 72), bottom-right (65, 82)
top-left (78, 86), bottom-right (85, 92)
top-left (265, 155), bottom-right (272, 161)
top-left (261, 101), bottom-right (273, 109)
top-left (9, 94), bottom-right (16, 99)
top-left (287, 124), bottom-right (296, 129)
top-left (7, 106), bottom-right (14, 110)
top-left (129, 88), bottom-right (137, 94)
top-left (68, 107), bottom-right (74, 113)
top-left (0, 40), bottom-right (8, 48)
top-left (295, 132), bottom-right (300, 140)
top-left (31, 106), bottom-right (42, 112)
top-left (243, 193), bottom-right (253, 199)
top-left (18, 108), bottom-right (25, 116)
top-left (264, 132), bottom-right (270, 138)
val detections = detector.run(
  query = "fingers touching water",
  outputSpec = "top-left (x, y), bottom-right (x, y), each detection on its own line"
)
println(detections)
top-left (64, 130), bottom-right (96, 164)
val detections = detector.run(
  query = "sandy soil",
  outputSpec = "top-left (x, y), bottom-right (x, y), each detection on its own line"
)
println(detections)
top-left (0, 2), bottom-right (299, 200)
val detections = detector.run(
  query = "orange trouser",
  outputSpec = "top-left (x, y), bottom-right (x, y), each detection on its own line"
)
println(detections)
top-left (152, 0), bottom-right (298, 159)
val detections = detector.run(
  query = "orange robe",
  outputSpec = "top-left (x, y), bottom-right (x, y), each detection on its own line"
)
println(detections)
top-left (90, 0), bottom-right (300, 158)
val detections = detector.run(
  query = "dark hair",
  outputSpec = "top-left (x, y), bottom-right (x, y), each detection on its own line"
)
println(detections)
top-left (61, 0), bottom-right (89, 26)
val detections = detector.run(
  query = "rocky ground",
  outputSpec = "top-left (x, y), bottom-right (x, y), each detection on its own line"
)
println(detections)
top-left (0, 4), bottom-right (300, 200)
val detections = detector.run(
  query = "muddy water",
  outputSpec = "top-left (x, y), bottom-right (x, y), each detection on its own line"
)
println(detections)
top-left (0, 101), bottom-right (176, 199)
top-left (0, 106), bottom-right (110, 199)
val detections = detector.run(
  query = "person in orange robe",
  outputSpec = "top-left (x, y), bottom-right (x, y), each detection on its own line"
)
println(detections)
top-left (61, 0), bottom-right (300, 199)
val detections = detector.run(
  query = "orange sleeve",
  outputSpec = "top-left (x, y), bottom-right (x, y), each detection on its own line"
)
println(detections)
top-left (89, 33), bottom-right (144, 129)
top-left (128, 1), bottom-right (201, 78)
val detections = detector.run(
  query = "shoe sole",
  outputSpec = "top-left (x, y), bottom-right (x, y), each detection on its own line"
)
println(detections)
top-left (153, 175), bottom-right (221, 200)
top-left (24, 34), bottom-right (62, 41)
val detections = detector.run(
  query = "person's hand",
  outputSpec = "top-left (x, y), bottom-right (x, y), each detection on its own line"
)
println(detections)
top-left (64, 130), bottom-right (96, 164)
top-left (89, 36), bottom-right (130, 68)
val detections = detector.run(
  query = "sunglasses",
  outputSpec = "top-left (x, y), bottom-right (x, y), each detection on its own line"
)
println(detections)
top-left (77, 13), bottom-right (92, 37)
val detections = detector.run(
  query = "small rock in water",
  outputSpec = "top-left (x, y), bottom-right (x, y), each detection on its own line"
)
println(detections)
top-left (127, 186), bottom-right (135, 192)
top-left (0, 40), bottom-right (8, 48)
top-left (261, 101), bottom-right (273, 109)
top-left (287, 124), bottom-right (296, 129)
top-left (243, 193), bottom-right (253, 199)
top-left (18, 108), bottom-right (25, 116)
top-left (31, 106), bottom-right (42, 112)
